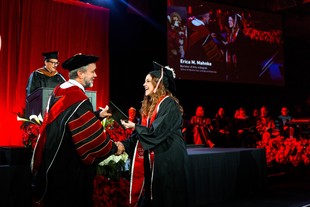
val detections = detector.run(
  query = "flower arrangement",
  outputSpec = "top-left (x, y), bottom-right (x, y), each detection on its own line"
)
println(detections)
top-left (93, 174), bottom-right (129, 207)
top-left (94, 152), bottom-right (130, 207)
top-left (97, 152), bottom-right (129, 181)
top-left (102, 117), bottom-right (130, 142)
top-left (256, 134), bottom-right (310, 167)
top-left (93, 118), bottom-right (131, 207)
top-left (17, 112), bottom-right (43, 149)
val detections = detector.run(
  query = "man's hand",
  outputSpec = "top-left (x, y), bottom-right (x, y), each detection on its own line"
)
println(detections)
top-left (115, 141), bottom-right (125, 155)
top-left (99, 105), bottom-right (112, 118)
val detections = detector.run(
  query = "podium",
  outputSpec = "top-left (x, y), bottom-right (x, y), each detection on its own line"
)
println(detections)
top-left (25, 87), bottom-right (97, 118)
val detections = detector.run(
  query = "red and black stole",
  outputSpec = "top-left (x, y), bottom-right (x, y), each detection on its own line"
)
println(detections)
top-left (129, 95), bottom-right (168, 206)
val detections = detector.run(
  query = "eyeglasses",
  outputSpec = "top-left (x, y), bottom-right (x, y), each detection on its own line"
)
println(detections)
top-left (47, 61), bottom-right (60, 65)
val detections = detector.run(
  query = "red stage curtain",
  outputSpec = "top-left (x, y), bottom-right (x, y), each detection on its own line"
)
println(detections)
top-left (0, 0), bottom-right (110, 146)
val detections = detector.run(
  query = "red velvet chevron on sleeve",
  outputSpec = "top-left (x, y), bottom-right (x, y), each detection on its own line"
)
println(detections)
top-left (68, 110), bottom-right (113, 164)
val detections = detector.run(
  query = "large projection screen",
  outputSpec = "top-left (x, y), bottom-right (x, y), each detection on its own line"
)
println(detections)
top-left (167, 1), bottom-right (284, 86)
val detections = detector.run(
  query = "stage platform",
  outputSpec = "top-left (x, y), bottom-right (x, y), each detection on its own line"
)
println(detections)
top-left (186, 147), bottom-right (267, 206)
top-left (0, 147), bottom-right (32, 207)
top-left (0, 146), bottom-right (266, 207)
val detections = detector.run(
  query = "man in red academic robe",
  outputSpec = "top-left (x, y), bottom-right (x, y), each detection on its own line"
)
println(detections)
top-left (31, 54), bottom-right (124, 207)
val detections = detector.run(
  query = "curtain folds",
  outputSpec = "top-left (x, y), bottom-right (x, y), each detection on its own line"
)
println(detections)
top-left (0, 0), bottom-right (109, 146)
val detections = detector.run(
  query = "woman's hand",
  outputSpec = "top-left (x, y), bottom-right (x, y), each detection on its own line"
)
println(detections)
top-left (121, 119), bottom-right (135, 130)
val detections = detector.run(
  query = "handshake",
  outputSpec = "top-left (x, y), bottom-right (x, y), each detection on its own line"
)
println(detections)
top-left (115, 141), bottom-right (125, 155)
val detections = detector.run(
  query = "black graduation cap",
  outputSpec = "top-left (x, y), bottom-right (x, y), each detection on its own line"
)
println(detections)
top-left (150, 61), bottom-right (176, 94)
top-left (42, 51), bottom-right (59, 60)
top-left (62, 53), bottom-right (99, 71)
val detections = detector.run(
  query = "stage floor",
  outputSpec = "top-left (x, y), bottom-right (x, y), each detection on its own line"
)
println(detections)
top-left (186, 147), bottom-right (267, 206)
top-left (0, 146), bottom-right (266, 207)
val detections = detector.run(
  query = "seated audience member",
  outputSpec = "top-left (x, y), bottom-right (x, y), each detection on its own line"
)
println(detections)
top-left (250, 108), bottom-right (260, 123)
top-left (124, 106), bottom-right (140, 178)
top-left (128, 107), bottom-right (139, 122)
top-left (190, 106), bottom-right (215, 147)
top-left (212, 107), bottom-right (232, 147)
top-left (275, 106), bottom-right (294, 138)
top-left (234, 108), bottom-right (240, 118)
top-left (256, 105), bottom-right (279, 139)
top-left (181, 112), bottom-right (193, 144)
top-left (233, 107), bottom-right (259, 147)
top-left (125, 106), bottom-right (140, 136)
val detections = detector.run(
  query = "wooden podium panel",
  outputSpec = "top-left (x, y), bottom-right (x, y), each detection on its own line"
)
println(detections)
top-left (25, 87), bottom-right (96, 118)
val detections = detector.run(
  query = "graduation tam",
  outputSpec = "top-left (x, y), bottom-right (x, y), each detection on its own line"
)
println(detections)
top-left (150, 61), bottom-right (176, 94)
top-left (62, 53), bottom-right (99, 71)
top-left (42, 51), bottom-right (59, 60)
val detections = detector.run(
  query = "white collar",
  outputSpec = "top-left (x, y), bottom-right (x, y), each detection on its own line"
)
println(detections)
top-left (191, 18), bottom-right (205, 26)
top-left (61, 79), bottom-right (85, 92)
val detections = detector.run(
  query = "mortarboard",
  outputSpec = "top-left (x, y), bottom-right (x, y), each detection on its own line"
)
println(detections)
top-left (42, 51), bottom-right (59, 60)
top-left (150, 61), bottom-right (176, 94)
top-left (62, 53), bottom-right (99, 71)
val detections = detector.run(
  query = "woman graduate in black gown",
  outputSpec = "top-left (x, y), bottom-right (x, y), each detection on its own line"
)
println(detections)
top-left (121, 62), bottom-right (190, 207)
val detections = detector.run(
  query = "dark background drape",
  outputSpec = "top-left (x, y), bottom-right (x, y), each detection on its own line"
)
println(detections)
top-left (1, 0), bottom-right (309, 146)
top-left (0, 0), bottom-right (110, 146)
